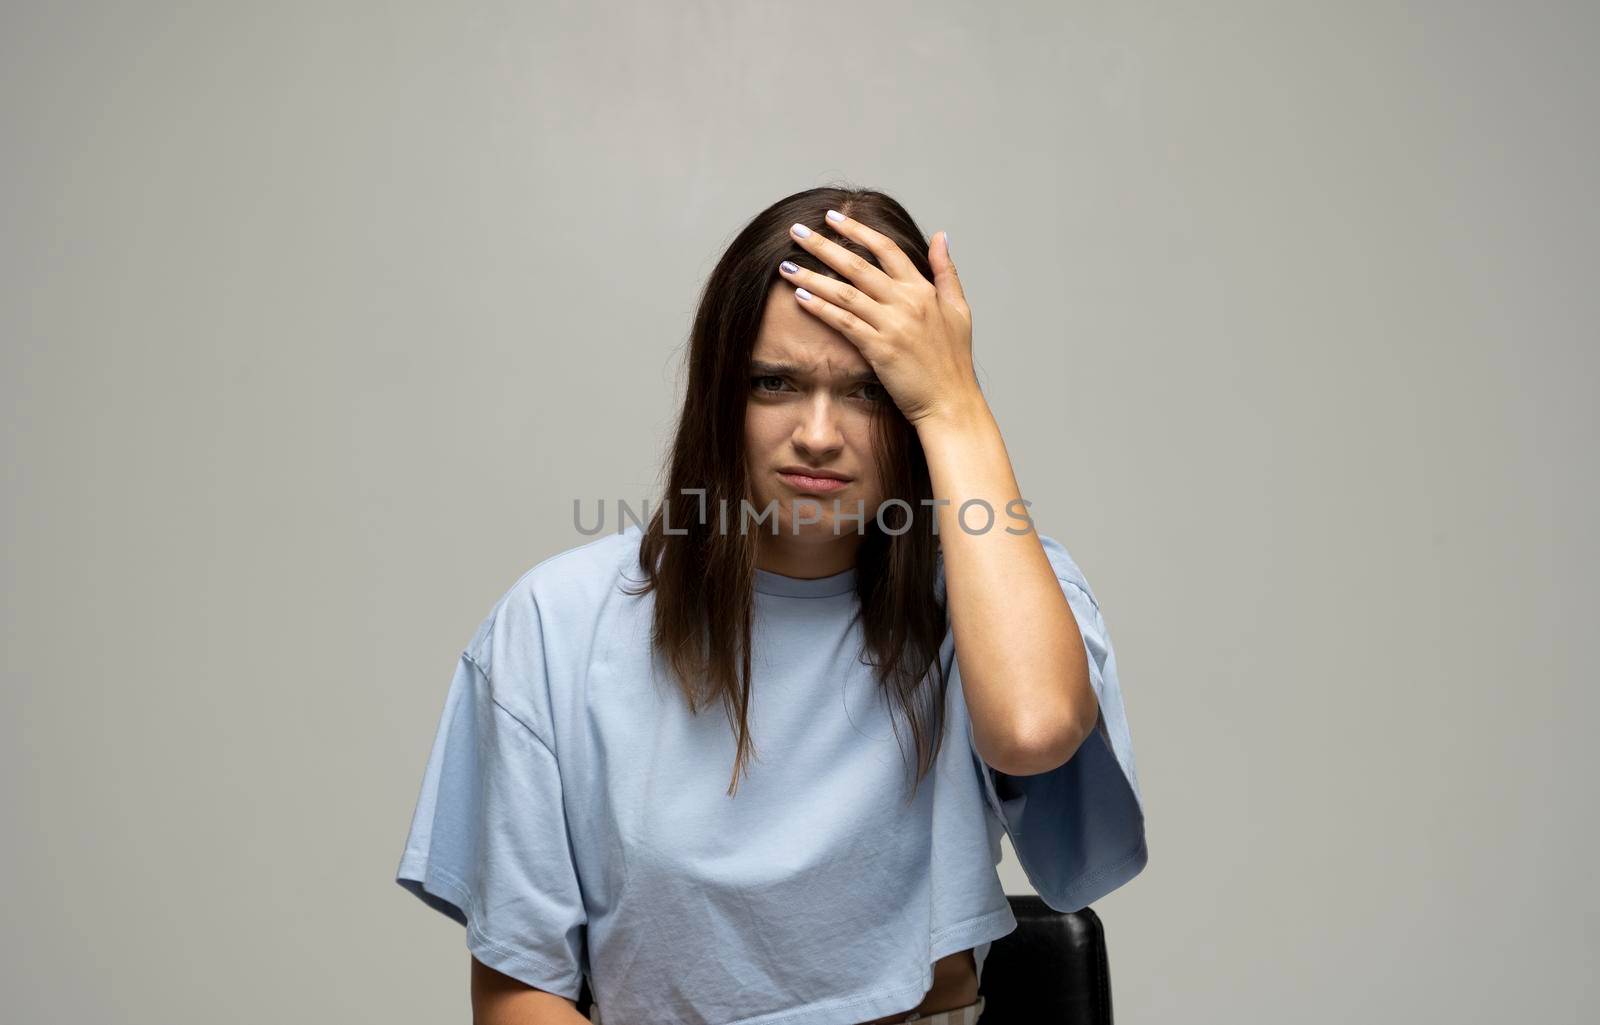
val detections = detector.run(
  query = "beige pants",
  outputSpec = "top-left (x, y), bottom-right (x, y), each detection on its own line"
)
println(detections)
top-left (587, 994), bottom-right (986, 1025)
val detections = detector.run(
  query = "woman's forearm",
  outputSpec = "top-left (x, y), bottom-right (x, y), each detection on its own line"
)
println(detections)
top-left (916, 397), bottom-right (1098, 776)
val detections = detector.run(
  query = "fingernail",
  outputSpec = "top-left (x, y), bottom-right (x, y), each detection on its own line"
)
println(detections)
top-left (795, 287), bottom-right (813, 302)
top-left (791, 222), bottom-right (811, 238)
top-left (825, 209), bottom-right (845, 223)
top-left (945, 232), bottom-right (953, 258)
top-left (780, 260), bottom-right (798, 274)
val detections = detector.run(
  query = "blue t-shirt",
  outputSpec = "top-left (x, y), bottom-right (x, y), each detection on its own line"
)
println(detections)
top-left (395, 524), bottom-right (1146, 1025)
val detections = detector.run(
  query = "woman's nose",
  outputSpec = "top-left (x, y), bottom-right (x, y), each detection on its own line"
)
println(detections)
top-left (792, 397), bottom-right (845, 454)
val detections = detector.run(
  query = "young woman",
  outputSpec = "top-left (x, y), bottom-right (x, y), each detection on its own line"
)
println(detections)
top-left (395, 187), bottom-right (1148, 1025)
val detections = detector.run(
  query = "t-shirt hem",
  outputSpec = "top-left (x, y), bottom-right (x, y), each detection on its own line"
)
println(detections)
top-left (1032, 835), bottom-right (1150, 913)
top-left (699, 904), bottom-right (1018, 1025)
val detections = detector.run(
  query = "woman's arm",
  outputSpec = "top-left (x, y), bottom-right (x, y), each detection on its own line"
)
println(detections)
top-left (918, 398), bottom-right (1099, 778)
top-left (470, 956), bottom-right (590, 1025)
top-left (773, 212), bottom-right (1097, 777)
top-left (774, 211), bottom-right (1100, 773)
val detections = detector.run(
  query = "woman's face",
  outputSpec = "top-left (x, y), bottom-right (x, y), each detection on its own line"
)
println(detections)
top-left (743, 281), bottom-right (889, 573)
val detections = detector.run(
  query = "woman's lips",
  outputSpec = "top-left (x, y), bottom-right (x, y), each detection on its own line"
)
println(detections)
top-left (777, 471), bottom-right (851, 493)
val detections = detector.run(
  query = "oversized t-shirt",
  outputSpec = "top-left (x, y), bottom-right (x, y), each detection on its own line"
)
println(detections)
top-left (395, 523), bottom-right (1146, 1025)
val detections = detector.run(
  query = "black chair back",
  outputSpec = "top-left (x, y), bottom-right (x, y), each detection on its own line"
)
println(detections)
top-left (978, 895), bottom-right (1113, 1024)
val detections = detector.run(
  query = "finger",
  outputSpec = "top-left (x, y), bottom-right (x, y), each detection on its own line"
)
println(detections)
top-left (777, 258), bottom-right (888, 330)
top-left (930, 230), bottom-right (968, 311)
top-left (818, 209), bottom-right (922, 286)
top-left (789, 220), bottom-right (896, 302)
top-left (788, 282), bottom-right (883, 356)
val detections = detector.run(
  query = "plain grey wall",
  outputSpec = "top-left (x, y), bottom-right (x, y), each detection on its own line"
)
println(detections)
top-left (3, 2), bottom-right (1594, 1022)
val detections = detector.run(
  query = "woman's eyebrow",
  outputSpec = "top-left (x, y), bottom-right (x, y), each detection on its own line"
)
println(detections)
top-left (750, 360), bottom-right (880, 385)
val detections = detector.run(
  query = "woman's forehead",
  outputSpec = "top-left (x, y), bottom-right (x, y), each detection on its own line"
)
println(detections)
top-left (754, 283), bottom-right (867, 365)
top-left (752, 332), bottom-right (872, 384)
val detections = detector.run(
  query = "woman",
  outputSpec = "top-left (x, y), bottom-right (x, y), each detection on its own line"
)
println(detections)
top-left (395, 186), bottom-right (1148, 1025)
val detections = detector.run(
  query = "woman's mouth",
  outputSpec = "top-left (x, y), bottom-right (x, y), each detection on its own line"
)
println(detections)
top-left (777, 471), bottom-right (851, 493)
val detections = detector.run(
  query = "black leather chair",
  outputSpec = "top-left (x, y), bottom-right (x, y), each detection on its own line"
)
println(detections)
top-left (572, 894), bottom-right (1113, 1024)
top-left (977, 896), bottom-right (1113, 1024)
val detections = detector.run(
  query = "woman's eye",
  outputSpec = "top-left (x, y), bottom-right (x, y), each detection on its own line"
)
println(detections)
top-left (750, 375), bottom-right (885, 402)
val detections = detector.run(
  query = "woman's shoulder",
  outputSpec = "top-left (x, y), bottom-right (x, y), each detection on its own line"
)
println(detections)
top-left (1035, 532), bottom-right (1099, 607)
top-left (464, 524), bottom-right (647, 670)
top-left (512, 523), bottom-right (647, 601)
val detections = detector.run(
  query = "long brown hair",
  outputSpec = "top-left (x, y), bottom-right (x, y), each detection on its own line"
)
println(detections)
top-left (625, 185), bottom-right (956, 799)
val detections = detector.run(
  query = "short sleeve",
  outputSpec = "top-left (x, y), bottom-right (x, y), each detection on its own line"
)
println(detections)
top-left (966, 537), bottom-right (1148, 912)
top-left (395, 645), bottom-right (590, 999)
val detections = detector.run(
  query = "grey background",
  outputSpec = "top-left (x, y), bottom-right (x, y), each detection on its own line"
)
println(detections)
top-left (3, 2), bottom-right (1594, 1022)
